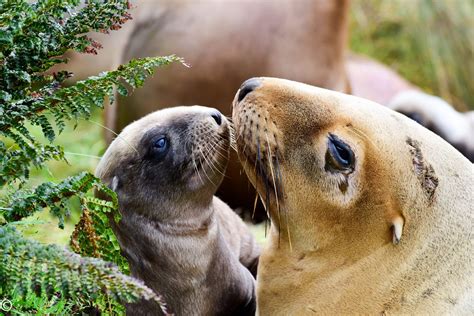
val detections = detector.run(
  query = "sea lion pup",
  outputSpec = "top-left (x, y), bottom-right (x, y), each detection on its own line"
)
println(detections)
top-left (232, 78), bottom-right (474, 314)
top-left (388, 90), bottom-right (474, 162)
top-left (95, 106), bottom-right (259, 315)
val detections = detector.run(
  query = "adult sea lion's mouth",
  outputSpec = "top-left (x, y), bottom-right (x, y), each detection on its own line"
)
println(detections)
top-left (239, 144), bottom-right (283, 208)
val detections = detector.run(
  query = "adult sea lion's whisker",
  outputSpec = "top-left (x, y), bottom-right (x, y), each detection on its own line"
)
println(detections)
top-left (252, 192), bottom-right (259, 219)
top-left (346, 125), bottom-right (379, 150)
top-left (265, 132), bottom-right (281, 240)
top-left (257, 138), bottom-right (273, 233)
top-left (274, 154), bottom-right (292, 251)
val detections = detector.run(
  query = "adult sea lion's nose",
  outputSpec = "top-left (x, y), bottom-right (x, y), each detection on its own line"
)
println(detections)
top-left (211, 110), bottom-right (222, 125)
top-left (237, 78), bottom-right (261, 102)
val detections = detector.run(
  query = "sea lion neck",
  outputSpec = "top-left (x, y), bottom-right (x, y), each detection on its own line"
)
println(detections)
top-left (119, 187), bottom-right (215, 224)
top-left (265, 200), bottom-right (390, 262)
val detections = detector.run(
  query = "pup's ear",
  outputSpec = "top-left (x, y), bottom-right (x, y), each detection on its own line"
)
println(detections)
top-left (95, 175), bottom-right (120, 201)
top-left (110, 176), bottom-right (120, 192)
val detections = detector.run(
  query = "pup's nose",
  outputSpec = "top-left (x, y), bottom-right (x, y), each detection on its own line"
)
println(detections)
top-left (237, 78), bottom-right (261, 102)
top-left (211, 110), bottom-right (222, 125)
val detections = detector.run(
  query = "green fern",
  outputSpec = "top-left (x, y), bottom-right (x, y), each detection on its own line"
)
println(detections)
top-left (0, 55), bottom-right (182, 186)
top-left (0, 0), bottom-right (183, 314)
top-left (6, 288), bottom-right (83, 315)
top-left (0, 225), bottom-right (169, 315)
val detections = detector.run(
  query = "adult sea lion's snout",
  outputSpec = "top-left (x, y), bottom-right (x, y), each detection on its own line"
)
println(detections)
top-left (232, 78), bottom-right (284, 213)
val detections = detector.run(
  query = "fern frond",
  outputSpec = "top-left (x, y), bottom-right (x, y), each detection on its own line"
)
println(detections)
top-left (0, 225), bottom-right (170, 314)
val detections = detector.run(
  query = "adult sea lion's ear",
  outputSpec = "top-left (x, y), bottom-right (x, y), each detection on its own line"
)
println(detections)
top-left (391, 216), bottom-right (404, 245)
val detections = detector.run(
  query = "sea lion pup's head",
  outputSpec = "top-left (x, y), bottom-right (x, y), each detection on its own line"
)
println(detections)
top-left (96, 106), bottom-right (230, 220)
top-left (388, 90), bottom-right (474, 161)
top-left (232, 77), bottom-right (472, 254)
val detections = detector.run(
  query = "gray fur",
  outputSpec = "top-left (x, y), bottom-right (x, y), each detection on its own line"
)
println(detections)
top-left (96, 106), bottom-right (258, 315)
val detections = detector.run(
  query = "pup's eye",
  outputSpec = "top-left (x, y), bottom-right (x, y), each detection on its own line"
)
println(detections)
top-left (326, 134), bottom-right (354, 172)
top-left (154, 137), bottom-right (167, 151)
top-left (150, 136), bottom-right (170, 160)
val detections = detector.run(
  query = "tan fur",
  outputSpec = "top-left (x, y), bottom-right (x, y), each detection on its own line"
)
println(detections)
top-left (232, 78), bottom-right (474, 314)
top-left (96, 106), bottom-right (259, 315)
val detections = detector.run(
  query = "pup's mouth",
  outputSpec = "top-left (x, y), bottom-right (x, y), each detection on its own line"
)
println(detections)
top-left (188, 123), bottom-right (230, 184)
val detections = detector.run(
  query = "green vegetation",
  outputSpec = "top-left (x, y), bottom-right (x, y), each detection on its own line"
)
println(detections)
top-left (1, 225), bottom-right (166, 315)
top-left (351, 0), bottom-right (473, 110)
top-left (0, 0), bottom-right (181, 314)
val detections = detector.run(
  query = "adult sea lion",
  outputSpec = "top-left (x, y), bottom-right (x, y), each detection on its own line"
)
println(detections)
top-left (95, 106), bottom-right (259, 315)
top-left (232, 77), bottom-right (474, 314)
top-left (388, 90), bottom-right (474, 162)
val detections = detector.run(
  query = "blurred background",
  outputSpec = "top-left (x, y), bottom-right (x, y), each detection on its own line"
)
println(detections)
top-left (22, 0), bottom-right (473, 245)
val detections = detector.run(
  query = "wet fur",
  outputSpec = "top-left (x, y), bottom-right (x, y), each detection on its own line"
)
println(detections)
top-left (232, 78), bottom-right (474, 314)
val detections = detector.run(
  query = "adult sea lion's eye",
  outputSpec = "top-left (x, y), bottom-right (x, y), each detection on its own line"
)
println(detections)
top-left (326, 134), bottom-right (354, 171)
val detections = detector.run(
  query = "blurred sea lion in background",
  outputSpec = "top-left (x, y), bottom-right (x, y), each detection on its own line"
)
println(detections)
top-left (389, 90), bottom-right (474, 162)
top-left (96, 106), bottom-right (259, 315)
top-left (109, 0), bottom-right (351, 220)
top-left (232, 77), bottom-right (474, 314)
top-left (347, 54), bottom-right (415, 105)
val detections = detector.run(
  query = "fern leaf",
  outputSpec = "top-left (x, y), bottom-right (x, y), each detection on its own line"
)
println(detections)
top-left (0, 225), bottom-right (170, 314)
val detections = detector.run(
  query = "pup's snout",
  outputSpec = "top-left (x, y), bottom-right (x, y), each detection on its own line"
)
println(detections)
top-left (211, 110), bottom-right (222, 126)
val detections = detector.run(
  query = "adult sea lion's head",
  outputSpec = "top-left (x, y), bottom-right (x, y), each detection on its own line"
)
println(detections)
top-left (232, 77), bottom-right (470, 256)
top-left (96, 106), bottom-right (230, 220)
